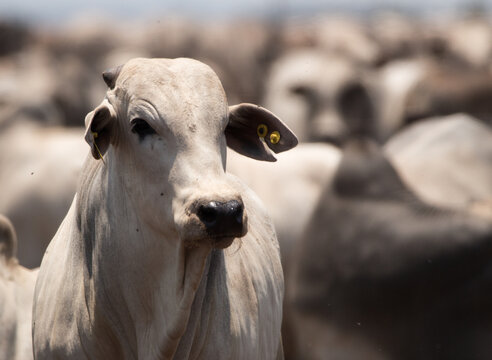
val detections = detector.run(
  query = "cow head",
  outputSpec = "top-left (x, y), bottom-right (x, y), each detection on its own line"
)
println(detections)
top-left (264, 50), bottom-right (376, 144)
top-left (84, 58), bottom-right (297, 249)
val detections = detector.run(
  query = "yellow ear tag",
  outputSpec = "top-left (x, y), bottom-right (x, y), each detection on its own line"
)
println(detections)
top-left (92, 131), bottom-right (106, 165)
top-left (270, 131), bottom-right (281, 144)
top-left (257, 124), bottom-right (268, 138)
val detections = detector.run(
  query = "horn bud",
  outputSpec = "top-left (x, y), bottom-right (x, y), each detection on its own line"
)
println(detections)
top-left (102, 65), bottom-right (123, 89)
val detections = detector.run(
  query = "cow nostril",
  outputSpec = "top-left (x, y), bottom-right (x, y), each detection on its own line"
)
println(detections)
top-left (197, 201), bottom-right (219, 226)
top-left (228, 200), bottom-right (243, 225)
top-left (196, 200), bottom-right (244, 236)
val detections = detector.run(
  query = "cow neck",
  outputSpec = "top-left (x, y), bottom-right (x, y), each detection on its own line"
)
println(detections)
top-left (77, 155), bottom-right (217, 359)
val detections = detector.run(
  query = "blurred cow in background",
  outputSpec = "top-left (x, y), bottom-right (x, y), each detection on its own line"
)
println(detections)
top-left (377, 56), bottom-right (492, 140)
top-left (0, 214), bottom-right (37, 360)
top-left (0, 26), bottom-right (89, 267)
top-left (0, 116), bottom-right (86, 268)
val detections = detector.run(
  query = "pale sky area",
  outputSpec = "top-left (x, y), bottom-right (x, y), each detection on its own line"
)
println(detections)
top-left (0, 0), bottom-right (488, 24)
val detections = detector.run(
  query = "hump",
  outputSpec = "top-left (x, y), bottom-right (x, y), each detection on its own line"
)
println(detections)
top-left (0, 214), bottom-right (16, 259)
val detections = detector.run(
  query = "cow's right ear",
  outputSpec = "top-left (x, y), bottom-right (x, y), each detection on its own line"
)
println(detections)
top-left (84, 99), bottom-right (117, 160)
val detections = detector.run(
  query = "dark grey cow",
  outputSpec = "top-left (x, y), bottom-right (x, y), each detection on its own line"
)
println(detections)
top-left (288, 135), bottom-right (492, 360)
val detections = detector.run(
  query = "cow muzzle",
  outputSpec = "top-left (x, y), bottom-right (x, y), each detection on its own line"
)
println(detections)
top-left (181, 197), bottom-right (248, 249)
top-left (197, 200), bottom-right (244, 237)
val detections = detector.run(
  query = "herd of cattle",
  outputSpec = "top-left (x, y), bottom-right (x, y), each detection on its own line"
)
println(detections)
top-left (2, 10), bottom-right (492, 360)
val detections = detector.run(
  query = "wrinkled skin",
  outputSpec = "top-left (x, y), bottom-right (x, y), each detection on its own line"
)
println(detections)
top-left (33, 58), bottom-right (297, 359)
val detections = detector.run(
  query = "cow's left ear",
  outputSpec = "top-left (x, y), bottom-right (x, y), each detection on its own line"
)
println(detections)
top-left (226, 103), bottom-right (298, 162)
top-left (84, 98), bottom-right (117, 160)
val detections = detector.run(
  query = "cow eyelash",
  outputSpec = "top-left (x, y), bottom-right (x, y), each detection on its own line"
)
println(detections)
top-left (131, 118), bottom-right (156, 139)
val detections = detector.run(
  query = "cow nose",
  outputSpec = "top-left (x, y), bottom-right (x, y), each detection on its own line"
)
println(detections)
top-left (197, 200), bottom-right (244, 237)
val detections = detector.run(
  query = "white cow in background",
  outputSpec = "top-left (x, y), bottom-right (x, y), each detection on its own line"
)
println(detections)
top-left (0, 120), bottom-right (86, 268)
top-left (0, 214), bottom-right (38, 360)
top-left (0, 46), bottom-right (95, 268)
top-left (33, 58), bottom-right (297, 359)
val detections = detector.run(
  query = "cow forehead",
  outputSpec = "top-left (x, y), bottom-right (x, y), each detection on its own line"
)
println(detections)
top-left (116, 58), bottom-right (228, 121)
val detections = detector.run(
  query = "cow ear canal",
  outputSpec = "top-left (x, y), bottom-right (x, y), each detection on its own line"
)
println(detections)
top-left (84, 99), bottom-right (116, 160)
top-left (131, 118), bottom-right (156, 140)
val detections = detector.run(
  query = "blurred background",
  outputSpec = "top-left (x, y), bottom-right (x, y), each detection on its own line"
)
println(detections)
top-left (3, 1), bottom-right (492, 359)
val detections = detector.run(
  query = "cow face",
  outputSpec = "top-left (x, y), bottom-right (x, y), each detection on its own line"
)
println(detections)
top-left (83, 58), bottom-right (297, 249)
top-left (264, 50), bottom-right (375, 144)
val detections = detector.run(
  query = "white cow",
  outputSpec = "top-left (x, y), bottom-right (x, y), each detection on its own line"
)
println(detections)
top-left (0, 214), bottom-right (38, 360)
top-left (33, 58), bottom-right (297, 359)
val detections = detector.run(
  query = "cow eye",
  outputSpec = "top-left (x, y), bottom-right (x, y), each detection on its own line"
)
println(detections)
top-left (131, 118), bottom-right (156, 139)
top-left (290, 84), bottom-right (315, 98)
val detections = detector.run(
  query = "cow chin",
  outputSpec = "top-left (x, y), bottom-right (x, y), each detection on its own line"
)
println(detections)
top-left (183, 232), bottom-right (245, 250)
top-left (178, 208), bottom-right (248, 250)
top-left (209, 236), bottom-right (236, 249)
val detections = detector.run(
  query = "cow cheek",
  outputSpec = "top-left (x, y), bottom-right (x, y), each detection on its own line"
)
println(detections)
top-left (127, 182), bottom-right (175, 235)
